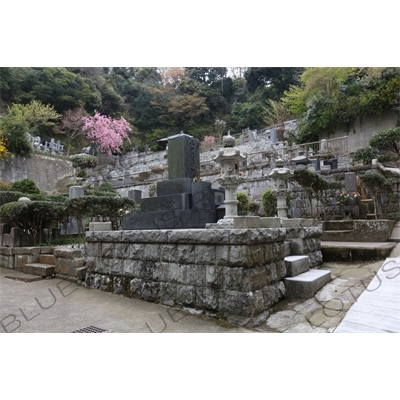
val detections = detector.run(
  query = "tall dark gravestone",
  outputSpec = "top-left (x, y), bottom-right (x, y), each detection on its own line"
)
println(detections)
top-left (123, 132), bottom-right (224, 230)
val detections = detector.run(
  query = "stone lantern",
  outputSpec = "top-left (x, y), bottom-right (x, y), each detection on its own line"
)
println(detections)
top-left (268, 158), bottom-right (293, 219)
top-left (213, 132), bottom-right (246, 220)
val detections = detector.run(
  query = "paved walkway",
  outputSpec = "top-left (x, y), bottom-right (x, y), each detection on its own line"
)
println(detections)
top-left (335, 257), bottom-right (400, 332)
top-left (1, 245), bottom-right (399, 333)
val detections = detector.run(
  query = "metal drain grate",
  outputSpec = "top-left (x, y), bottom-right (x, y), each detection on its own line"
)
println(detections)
top-left (72, 326), bottom-right (108, 333)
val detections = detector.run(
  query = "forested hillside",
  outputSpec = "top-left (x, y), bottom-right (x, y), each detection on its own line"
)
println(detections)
top-left (0, 67), bottom-right (398, 159)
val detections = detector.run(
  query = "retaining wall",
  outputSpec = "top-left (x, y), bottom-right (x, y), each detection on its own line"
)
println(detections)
top-left (85, 226), bottom-right (323, 327)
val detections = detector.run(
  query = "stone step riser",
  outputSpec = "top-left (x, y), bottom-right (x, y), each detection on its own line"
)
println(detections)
top-left (23, 263), bottom-right (55, 277)
top-left (284, 269), bottom-right (331, 299)
top-left (39, 254), bottom-right (56, 265)
top-left (284, 255), bottom-right (310, 277)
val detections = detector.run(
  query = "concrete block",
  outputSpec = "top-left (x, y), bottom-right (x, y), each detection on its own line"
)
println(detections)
top-left (285, 269), bottom-right (331, 299)
top-left (284, 255), bottom-right (310, 277)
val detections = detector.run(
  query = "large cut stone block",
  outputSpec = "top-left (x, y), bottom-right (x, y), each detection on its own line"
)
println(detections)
top-left (220, 289), bottom-right (265, 318)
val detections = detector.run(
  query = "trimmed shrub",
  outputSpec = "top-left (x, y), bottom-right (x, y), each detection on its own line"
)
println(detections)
top-left (237, 192), bottom-right (250, 214)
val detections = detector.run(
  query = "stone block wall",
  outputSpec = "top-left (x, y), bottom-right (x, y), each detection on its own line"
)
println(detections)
top-left (85, 228), bottom-right (289, 327)
top-left (0, 247), bottom-right (15, 269)
top-left (53, 247), bottom-right (86, 281)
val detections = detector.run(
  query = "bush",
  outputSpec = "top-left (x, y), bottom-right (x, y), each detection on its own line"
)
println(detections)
top-left (149, 182), bottom-right (157, 198)
top-left (99, 182), bottom-right (116, 192)
top-left (237, 192), bottom-right (250, 214)
top-left (10, 179), bottom-right (40, 195)
top-left (353, 147), bottom-right (378, 165)
top-left (76, 171), bottom-right (87, 178)
top-left (1, 200), bottom-right (68, 245)
top-left (0, 180), bottom-right (11, 191)
top-left (70, 154), bottom-right (98, 169)
top-left (249, 201), bottom-right (260, 216)
top-left (262, 188), bottom-right (277, 217)
top-left (0, 191), bottom-right (27, 206)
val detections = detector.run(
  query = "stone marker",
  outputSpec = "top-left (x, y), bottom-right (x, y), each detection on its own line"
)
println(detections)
top-left (69, 186), bottom-right (84, 198)
top-left (345, 172), bottom-right (357, 193)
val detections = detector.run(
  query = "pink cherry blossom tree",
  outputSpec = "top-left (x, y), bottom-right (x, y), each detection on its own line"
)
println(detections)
top-left (81, 111), bottom-right (132, 156)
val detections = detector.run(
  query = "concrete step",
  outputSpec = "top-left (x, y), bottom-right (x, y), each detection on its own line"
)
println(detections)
top-left (39, 254), bottom-right (56, 265)
top-left (320, 230), bottom-right (355, 241)
top-left (321, 241), bottom-right (396, 261)
top-left (284, 255), bottom-right (309, 277)
top-left (23, 263), bottom-right (55, 277)
top-left (284, 269), bottom-right (331, 299)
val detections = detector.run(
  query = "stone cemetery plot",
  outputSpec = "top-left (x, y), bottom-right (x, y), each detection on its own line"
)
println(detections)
top-left (123, 132), bottom-right (224, 230)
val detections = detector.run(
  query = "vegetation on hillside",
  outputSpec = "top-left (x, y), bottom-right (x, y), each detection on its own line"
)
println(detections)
top-left (0, 67), bottom-right (398, 158)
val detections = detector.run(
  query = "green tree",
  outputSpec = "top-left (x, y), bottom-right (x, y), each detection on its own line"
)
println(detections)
top-left (0, 199), bottom-right (67, 245)
top-left (4, 67), bottom-right (102, 113)
top-left (262, 99), bottom-right (293, 141)
top-left (244, 67), bottom-right (304, 101)
top-left (282, 67), bottom-right (400, 143)
top-left (0, 109), bottom-right (32, 157)
top-left (368, 127), bottom-right (400, 160)
top-left (359, 173), bottom-right (394, 217)
top-left (214, 119), bottom-right (226, 142)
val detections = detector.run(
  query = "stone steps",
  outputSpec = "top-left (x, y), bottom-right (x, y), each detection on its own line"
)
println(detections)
top-left (284, 269), bottom-right (331, 299)
top-left (284, 254), bottom-right (331, 299)
top-left (23, 263), bottom-right (55, 277)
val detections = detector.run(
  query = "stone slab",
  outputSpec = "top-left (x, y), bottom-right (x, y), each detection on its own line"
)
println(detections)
top-left (4, 274), bottom-right (44, 283)
top-left (284, 269), bottom-right (331, 299)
